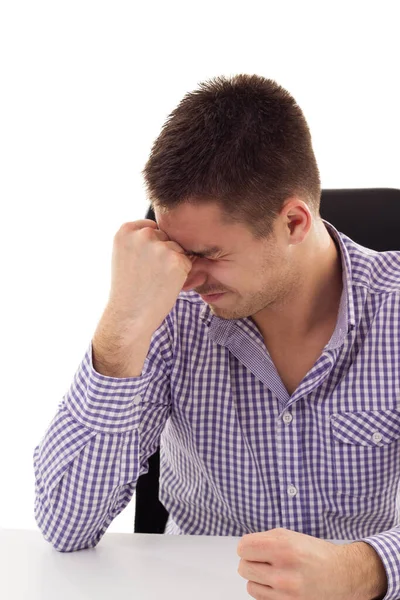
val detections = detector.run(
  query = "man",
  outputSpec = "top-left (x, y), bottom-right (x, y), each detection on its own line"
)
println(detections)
top-left (34, 74), bottom-right (399, 599)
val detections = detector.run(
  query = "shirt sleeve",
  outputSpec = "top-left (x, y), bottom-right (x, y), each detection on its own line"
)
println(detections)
top-left (33, 315), bottom-right (174, 552)
top-left (357, 527), bottom-right (400, 600)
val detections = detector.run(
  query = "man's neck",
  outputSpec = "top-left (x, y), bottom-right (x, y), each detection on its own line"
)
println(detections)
top-left (252, 227), bottom-right (343, 342)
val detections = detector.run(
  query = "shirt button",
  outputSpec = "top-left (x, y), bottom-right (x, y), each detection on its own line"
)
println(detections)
top-left (287, 484), bottom-right (298, 497)
top-left (283, 411), bottom-right (293, 424)
top-left (133, 395), bottom-right (142, 405)
top-left (372, 432), bottom-right (382, 444)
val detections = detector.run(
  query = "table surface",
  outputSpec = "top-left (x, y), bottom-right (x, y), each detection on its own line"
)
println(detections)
top-left (0, 528), bottom-right (347, 599)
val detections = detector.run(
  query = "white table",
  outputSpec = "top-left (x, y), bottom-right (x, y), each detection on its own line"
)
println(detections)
top-left (0, 528), bottom-right (347, 599)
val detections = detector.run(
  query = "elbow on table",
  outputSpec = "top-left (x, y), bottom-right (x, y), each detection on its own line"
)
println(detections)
top-left (34, 499), bottom-right (108, 553)
top-left (43, 531), bottom-right (101, 553)
top-left (35, 511), bottom-right (104, 553)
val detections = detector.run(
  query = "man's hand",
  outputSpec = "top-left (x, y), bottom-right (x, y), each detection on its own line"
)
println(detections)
top-left (237, 528), bottom-right (387, 600)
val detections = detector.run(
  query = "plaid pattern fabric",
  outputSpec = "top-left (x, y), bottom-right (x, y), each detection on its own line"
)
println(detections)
top-left (34, 220), bottom-right (400, 599)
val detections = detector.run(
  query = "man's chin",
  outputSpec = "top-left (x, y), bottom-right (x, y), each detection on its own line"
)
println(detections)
top-left (210, 304), bottom-right (250, 321)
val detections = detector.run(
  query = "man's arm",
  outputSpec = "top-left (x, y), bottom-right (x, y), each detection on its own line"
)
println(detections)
top-left (34, 326), bottom-right (172, 551)
top-left (236, 527), bottom-right (397, 600)
top-left (340, 541), bottom-right (388, 600)
top-left (353, 527), bottom-right (400, 600)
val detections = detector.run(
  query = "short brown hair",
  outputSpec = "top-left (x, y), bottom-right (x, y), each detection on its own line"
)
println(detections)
top-left (142, 74), bottom-right (321, 240)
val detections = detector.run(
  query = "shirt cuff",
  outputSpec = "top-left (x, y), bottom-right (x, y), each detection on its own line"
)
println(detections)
top-left (358, 527), bottom-right (400, 600)
top-left (64, 340), bottom-right (155, 434)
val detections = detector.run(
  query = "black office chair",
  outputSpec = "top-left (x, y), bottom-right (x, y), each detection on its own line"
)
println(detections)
top-left (134, 187), bottom-right (400, 533)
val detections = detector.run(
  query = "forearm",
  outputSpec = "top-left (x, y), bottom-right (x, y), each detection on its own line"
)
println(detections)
top-left (35, 318), bottom-right (172, 552)
top-left (34, 341), bottom-right (147, 551)
top-left (341, 541), bottom-right (388, 600)
top-left (92, 308), bottom-right (154, 378)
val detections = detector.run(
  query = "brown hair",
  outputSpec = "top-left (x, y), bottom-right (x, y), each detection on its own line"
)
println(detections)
top-left (142, 74), bottom-right (321, 240)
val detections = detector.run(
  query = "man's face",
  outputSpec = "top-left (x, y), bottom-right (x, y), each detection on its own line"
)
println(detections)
top-left (154, 201), bottom-right (296, 321)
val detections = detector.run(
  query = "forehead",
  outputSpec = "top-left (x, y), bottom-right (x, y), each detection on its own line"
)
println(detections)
top-left (153, 202), bottom-right (251, 255)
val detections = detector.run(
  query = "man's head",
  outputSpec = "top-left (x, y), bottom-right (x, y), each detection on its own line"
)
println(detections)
top-left (144, 73), bottom-right (329, 321)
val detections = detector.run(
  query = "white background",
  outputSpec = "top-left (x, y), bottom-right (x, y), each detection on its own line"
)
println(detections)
top-left (1, 0), bottom-right (399, 534)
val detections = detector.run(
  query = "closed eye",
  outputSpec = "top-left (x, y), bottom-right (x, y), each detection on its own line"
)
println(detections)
top-left (186, 253), bottom-right (218, 260)
top-left (196, 256), bottom-right (219, 261)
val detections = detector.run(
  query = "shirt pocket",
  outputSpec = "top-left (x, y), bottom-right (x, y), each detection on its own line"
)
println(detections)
top-left (330, 408), bottom-right (400, 498)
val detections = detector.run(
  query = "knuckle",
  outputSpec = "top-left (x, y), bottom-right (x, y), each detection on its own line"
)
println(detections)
top-left (246, 580), bottom-right (257, 598)
top-left (118, 222), bottom-right (134, 234)
top-left (169, 252), bottom-right (184, 269)
top-left (114, 223), bottom-right (133, 242)
top-left (136, 226), bottom-right (154, 239)
top-left (270, 572), bottom-right (302, 596)
top-left (154, 242), bottom-right (170, 259)
top-left (270, 572), bottom-right (286, 589)
top-left (286, 573), bottom-right (303, 597)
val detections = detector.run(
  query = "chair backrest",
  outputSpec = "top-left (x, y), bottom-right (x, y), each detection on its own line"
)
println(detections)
top-left (134, 188), bottom-right (400, 533)
top-left (319, 188), bottom-right (400, 251)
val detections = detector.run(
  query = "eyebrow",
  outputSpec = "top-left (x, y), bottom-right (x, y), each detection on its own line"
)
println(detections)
top-left (154, 221), bottom-right (223, 258)
top-left (184, 246), bottom-right (223, 258)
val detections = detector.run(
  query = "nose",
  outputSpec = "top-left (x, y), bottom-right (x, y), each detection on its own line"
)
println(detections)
top-left (181, 259), bottom-right (208, 292)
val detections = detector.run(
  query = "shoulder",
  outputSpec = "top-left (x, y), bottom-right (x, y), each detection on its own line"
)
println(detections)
top-left (341, 233), bottom-right (400, 294)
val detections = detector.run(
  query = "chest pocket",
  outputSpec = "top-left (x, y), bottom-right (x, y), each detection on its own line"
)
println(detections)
top-left (330, 408), bottom-right (400, 498)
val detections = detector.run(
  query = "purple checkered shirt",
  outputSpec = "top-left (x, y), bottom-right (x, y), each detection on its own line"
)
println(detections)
top-left (34, 220), bottom-right (400, 599)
